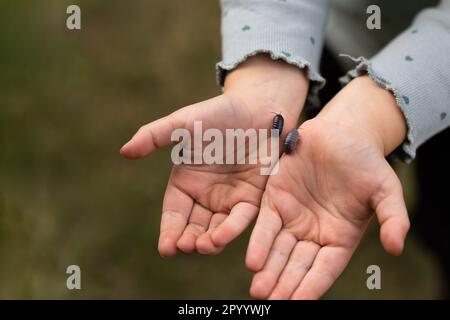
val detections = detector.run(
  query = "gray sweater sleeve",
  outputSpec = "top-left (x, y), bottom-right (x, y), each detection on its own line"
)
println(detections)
top-left (341, 0), bottom-right (450, 161)
top-left (216, 0), bottom-right (329, 96)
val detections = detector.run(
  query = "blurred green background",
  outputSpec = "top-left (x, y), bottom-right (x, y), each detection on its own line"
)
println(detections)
top-left (0, 0), bottom-right (442, 299)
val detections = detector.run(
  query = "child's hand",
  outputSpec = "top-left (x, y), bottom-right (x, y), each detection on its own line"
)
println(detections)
top-left (120, 55), bottom-right (308, 256)
top-left (246, 76), bottom-right (410, 299)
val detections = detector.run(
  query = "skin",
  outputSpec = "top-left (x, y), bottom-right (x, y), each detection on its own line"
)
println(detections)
top-left (121, 55), bottom-right (409, 299)
top-left (120, 55), bottom-right (309, 256)
top-left (247, 76), bottom-right (410, 300)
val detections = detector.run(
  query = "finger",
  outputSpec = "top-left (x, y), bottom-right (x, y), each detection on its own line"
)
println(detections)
top-left (374, 178), bottom-right (410, 256)
top-left (211, 202), bottom-right (259, 248)
top-left (291, 246), bottom-right (352, 300)
top-left (196, 213), bottom-right (227, 255)
top-left (249, 231), bottom-right (296, 299)
top-left (269, 240), bottom-right (320, 300)
top-left (177, 203), bottom-right (213, 254)
top-left (158, 183), bottom-right (194, 257)
top-left (120, 109), bottom-right (186, 159)
top-left (246, 198), bottom-right (283, 272)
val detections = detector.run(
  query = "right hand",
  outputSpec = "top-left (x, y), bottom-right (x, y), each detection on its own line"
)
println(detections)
top-left (120, 55), bottom-right (309, 257)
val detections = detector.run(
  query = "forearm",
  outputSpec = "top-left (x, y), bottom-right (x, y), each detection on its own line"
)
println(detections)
top-left (223, 54), bottom-right (309, 123)
top-left (339, 0), bottom-right (450, 160)
top-left (317, 76), bottom-right (407, 156)
top-left (218, 0), bottom-right (328, 100)
top-left (224, 54), bottom-right (309, 115)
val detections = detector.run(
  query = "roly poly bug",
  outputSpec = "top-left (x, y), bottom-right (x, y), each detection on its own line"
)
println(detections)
top-left (271, 113), bottom-right (284, 137)
top-left (284, 129), bottom-right (299, 154)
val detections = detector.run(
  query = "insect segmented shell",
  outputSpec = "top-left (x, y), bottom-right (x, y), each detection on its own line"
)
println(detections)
top-left (271, 113), bottom-right (284, 137)
top-left (284, 129), bottom-right (299, 154)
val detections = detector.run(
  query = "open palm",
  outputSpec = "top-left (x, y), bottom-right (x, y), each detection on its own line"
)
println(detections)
top-left (121, 92), bottom-right (300, 256)
top-left (246, 118), bottom-right (410, 299)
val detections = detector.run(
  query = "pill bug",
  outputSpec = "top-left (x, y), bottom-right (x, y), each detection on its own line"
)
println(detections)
top-left (284, 129), bottom-right (299, 154)
top-left (271, 113), bottom-right (284, 137)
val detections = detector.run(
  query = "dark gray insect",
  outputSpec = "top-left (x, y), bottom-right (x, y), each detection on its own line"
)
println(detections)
top-left (284, 129), bottom-right (299, 154)
top-left (271, 113), bottom-right (284, 137)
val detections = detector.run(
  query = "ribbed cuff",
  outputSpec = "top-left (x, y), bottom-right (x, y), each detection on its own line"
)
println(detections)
top-left (217, 0), bottom-right (328, 103)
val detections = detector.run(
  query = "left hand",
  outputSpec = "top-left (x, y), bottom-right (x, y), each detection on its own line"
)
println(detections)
top-left (246, 76), bottom-right (411, 299)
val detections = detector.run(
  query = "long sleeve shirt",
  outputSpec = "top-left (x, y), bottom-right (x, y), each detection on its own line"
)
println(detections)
top-left (216, 0), bottom-right (450, 161)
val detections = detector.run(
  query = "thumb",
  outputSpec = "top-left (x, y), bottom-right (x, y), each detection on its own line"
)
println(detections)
top-left (374, 177), bottom-right (410, 256)
top-left (120, 109), bottom-right (186, 159)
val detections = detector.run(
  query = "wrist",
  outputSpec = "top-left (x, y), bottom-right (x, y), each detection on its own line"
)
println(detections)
top-left (223, 54), bottom-right (309, 118)
top-left (317, 76), bottom-right (407, 156)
